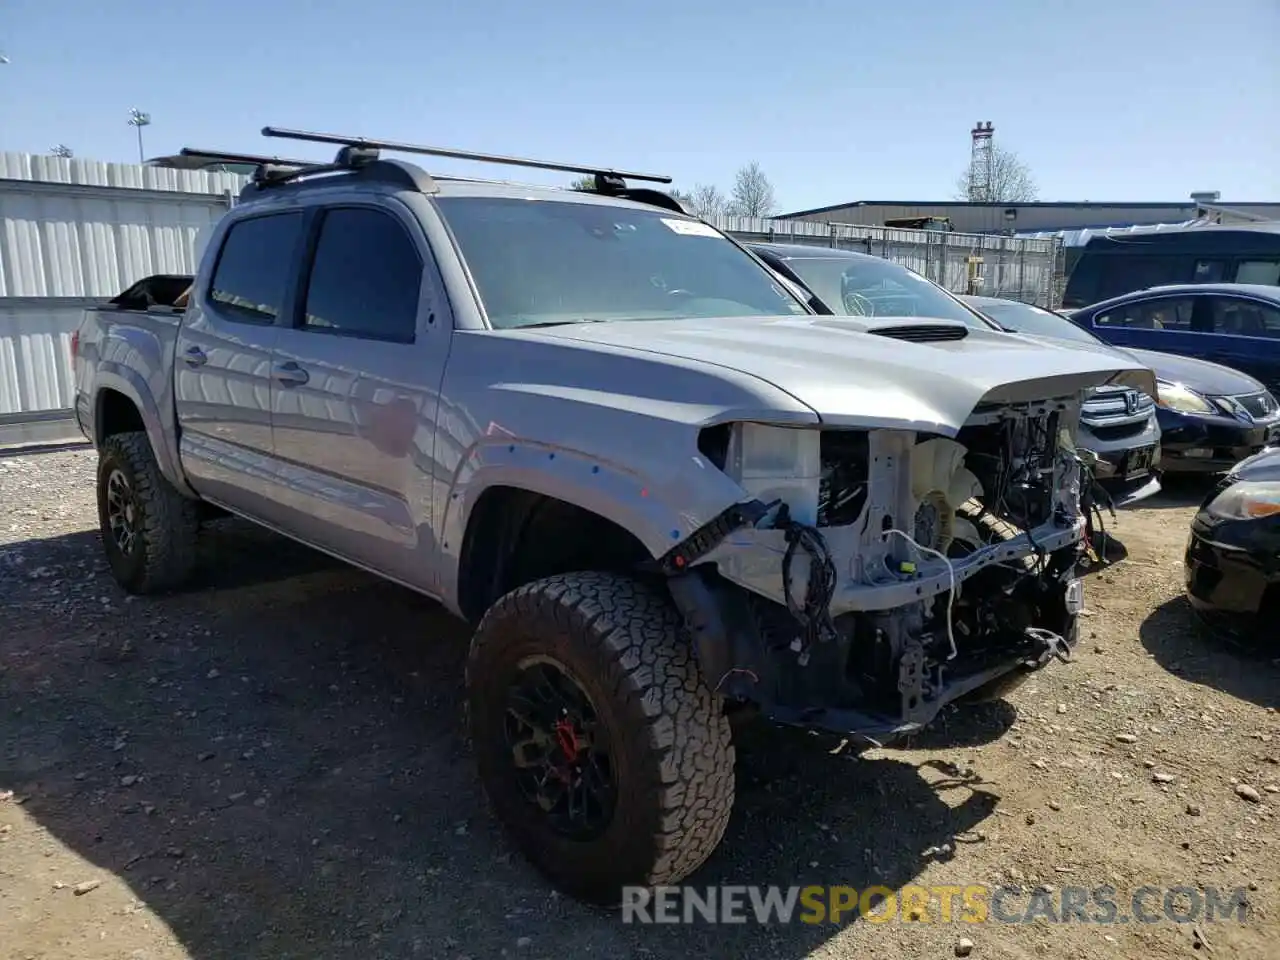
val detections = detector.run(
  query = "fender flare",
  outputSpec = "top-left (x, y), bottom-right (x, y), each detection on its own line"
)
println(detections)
top-left (437, 438), bottom-right (742, 607)
top-left (92, 362), bottom-right (195, 497)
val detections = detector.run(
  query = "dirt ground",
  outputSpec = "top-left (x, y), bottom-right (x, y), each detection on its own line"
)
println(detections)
top-left (1, 447), bottom-right (1277, 960)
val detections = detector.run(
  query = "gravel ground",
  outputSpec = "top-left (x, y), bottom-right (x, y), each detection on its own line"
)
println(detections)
top-left (1, 447), bottom-right (1278, 960)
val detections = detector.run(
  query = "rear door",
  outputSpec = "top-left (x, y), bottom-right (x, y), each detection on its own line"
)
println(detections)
top-left (174, 210), bottom-right (305, 520)
top-left (267, 200), bottom-right (448, 592)
top-left (1202, 295), bottom-right (1280, 395)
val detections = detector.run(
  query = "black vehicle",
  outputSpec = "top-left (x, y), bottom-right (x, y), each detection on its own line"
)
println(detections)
top-left (1063, 223), bottom-right (1280, 309)
top-left (1185, 446), bottom-right (1280, 640)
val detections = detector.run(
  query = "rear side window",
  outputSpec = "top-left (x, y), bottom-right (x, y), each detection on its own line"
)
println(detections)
top-left (1096, 256), bottom-right (1186, 301)
top-left (302, 207), bottom-right (423, 343)
top-left (1208, 296), bottom-right (1280, 340)
top-left (1095, 296), bottom-right (1195, 331)
top-left (209, 213), bottom-right (304, 324)
top-left (1235, 260), bottom-right (1280, 286)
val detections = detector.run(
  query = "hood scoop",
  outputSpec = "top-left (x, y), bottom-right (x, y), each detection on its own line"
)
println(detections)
top-left (866, 321), bottom-right (970, 343)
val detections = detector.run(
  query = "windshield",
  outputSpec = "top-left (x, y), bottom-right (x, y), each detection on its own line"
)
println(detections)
top-left (434, 197), bottom-right (809, 328)
top-left (772, 254), bottom-right (992, 329)
top-left (975, 299), bottom-right (1103, 345)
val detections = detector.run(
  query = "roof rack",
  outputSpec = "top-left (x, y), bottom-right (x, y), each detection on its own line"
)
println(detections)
top-left (206, 126), bottom-right (687, 214)
top-left (261, 126), bottom-right (673, 185)
top-left (256, 126), bottom-right (689, 214)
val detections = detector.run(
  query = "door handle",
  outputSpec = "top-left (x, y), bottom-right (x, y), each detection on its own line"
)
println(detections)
top-left (181, 345), bottom-right (207, 368)
top-left (273, 361), bottom-right (310, 386)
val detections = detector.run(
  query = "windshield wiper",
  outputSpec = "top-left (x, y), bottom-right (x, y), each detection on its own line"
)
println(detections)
top-left (513, 319), bottom-right (611, 329)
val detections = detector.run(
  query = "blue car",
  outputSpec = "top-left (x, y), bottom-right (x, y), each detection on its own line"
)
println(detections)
top-left (1068, 284), bottom-right (1280, 395)
top-left (1069, 284), bottom-right (1280, 472)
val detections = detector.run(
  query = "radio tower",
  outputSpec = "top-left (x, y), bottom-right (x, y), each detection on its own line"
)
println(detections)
top-left (968, 121), bottom-right (995, 202)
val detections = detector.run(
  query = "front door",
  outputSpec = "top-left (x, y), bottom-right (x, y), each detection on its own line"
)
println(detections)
top-left (174, 210), bottom-right (306, 521)
top-left (268, 202), bottom-right (447, 592)
top-left (1202, 295), bottom-right (1280, 396)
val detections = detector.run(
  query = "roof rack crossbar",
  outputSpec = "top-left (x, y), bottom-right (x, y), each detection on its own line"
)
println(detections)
top-left (260, 126), bottom-right (673, 185)
top-left (178, 147), bottom-right (314, 168)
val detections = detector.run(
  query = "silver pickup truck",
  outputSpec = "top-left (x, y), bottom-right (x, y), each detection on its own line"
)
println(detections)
top-left (73, 127), bottom-right (1156, 905)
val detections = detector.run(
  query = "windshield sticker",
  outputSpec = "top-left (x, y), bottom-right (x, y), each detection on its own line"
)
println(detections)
top-left (661, 218), bottom-right (722, 238)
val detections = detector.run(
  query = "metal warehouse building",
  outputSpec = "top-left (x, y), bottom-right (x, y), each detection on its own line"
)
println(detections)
top-left (778, 196), bottom-right (1280, 236)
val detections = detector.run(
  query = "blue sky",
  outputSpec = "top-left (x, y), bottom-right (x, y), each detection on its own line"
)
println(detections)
top-left (2, 0), bottom-right (1277, 211)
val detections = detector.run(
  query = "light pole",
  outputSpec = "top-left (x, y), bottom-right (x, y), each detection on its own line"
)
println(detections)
top-left (50, 144), bottom-right (73, 158)
top-left (127, 108), bottom-right (151, 163)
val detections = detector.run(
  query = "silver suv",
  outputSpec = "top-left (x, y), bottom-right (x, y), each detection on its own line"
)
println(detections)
top-left (73, 127), bottom-right (1155, 904)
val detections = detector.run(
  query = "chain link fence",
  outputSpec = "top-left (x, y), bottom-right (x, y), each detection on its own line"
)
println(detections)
top-left (708, 215), bottom-right (1065, 308)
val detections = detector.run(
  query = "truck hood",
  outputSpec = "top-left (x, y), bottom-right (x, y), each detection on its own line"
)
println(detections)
top-left (512, 315), bottom-right (1158, 434)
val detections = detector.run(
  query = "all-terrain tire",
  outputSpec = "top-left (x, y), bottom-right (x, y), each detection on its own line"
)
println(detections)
top-left (96, 431), bottom-right (200, 594)
top-left (466, 571), bottom-right (735, 905)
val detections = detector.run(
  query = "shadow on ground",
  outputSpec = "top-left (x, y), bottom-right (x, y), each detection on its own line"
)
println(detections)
top-left (1135, 474), bottom-right (1214, 510)
top-left (1139, 594), bottom-right (1279, 710)
top-left (893, 699), bottom-right (1018, 751)
top-left (1, 521), bottom-right (1005, 959)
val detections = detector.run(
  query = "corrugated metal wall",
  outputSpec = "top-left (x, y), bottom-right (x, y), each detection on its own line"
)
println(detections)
top-left (0, 153), bottom-right (243, 420)
top-left (709, 214), bottom-right (1061, 307)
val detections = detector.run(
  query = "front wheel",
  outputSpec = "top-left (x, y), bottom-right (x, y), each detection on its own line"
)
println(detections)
top-left (466, 571), bottom-right (735, 905)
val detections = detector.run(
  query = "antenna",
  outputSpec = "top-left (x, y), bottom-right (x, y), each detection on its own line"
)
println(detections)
top-left (968, 121), bottom-right (995, 203)
top-left (260, 126), bottom-right (673, 185)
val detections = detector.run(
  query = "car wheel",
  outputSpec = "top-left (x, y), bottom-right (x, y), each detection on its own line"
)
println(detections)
top-left (96, 431), bottom-right (200, 594)
top-left (466, 571), bottom-right (735, 905)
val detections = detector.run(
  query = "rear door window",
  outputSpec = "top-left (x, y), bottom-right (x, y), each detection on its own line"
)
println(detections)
top-left (1208, 296), bottom-right (1280, 340)
top-left (208, 213), bottom-right (305, 325)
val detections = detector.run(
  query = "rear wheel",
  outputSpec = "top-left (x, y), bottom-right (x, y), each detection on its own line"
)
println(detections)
top-left (466, 571), bottom-right (735, 905)
top-left (96, 431), bottom-right (200, 594)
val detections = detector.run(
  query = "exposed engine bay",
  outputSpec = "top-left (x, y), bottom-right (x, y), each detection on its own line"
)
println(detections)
top-left (667, 396), bottom-right (1088, 743)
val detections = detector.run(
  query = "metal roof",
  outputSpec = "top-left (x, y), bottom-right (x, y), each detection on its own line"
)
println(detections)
top-left (1015, 219), bottom-right (1207, 247)
top-left (780, 199), bottom-right (1280, 219)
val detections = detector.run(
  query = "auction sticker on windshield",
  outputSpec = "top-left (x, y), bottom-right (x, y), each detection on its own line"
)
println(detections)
top-left (661, 218), bottom-right (722, 238)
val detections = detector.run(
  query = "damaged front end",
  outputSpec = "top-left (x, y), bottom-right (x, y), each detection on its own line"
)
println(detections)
top-left (664, 396), bottom-right (1089, 745)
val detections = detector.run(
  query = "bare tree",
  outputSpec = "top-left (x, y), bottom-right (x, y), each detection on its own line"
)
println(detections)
top-left (727, 162), bottom-right (777, 217)
top-left (953, 145), bottom-right (1039, 202)
top-left (686, 183), bottom-right (727, 219)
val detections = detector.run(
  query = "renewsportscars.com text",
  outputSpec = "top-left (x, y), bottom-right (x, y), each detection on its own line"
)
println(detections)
top-left (621, 884), bottom-right (1251, 925)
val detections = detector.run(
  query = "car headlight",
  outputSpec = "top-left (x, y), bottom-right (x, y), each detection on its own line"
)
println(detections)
top-left (1156, 380), bottom-right (1217, 416)
top-left (1205, 480), bottom-right (1280, 520)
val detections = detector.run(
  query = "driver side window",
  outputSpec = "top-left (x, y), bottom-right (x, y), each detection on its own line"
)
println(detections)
top-left (1208, 296), bottom-right (1280, 340)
